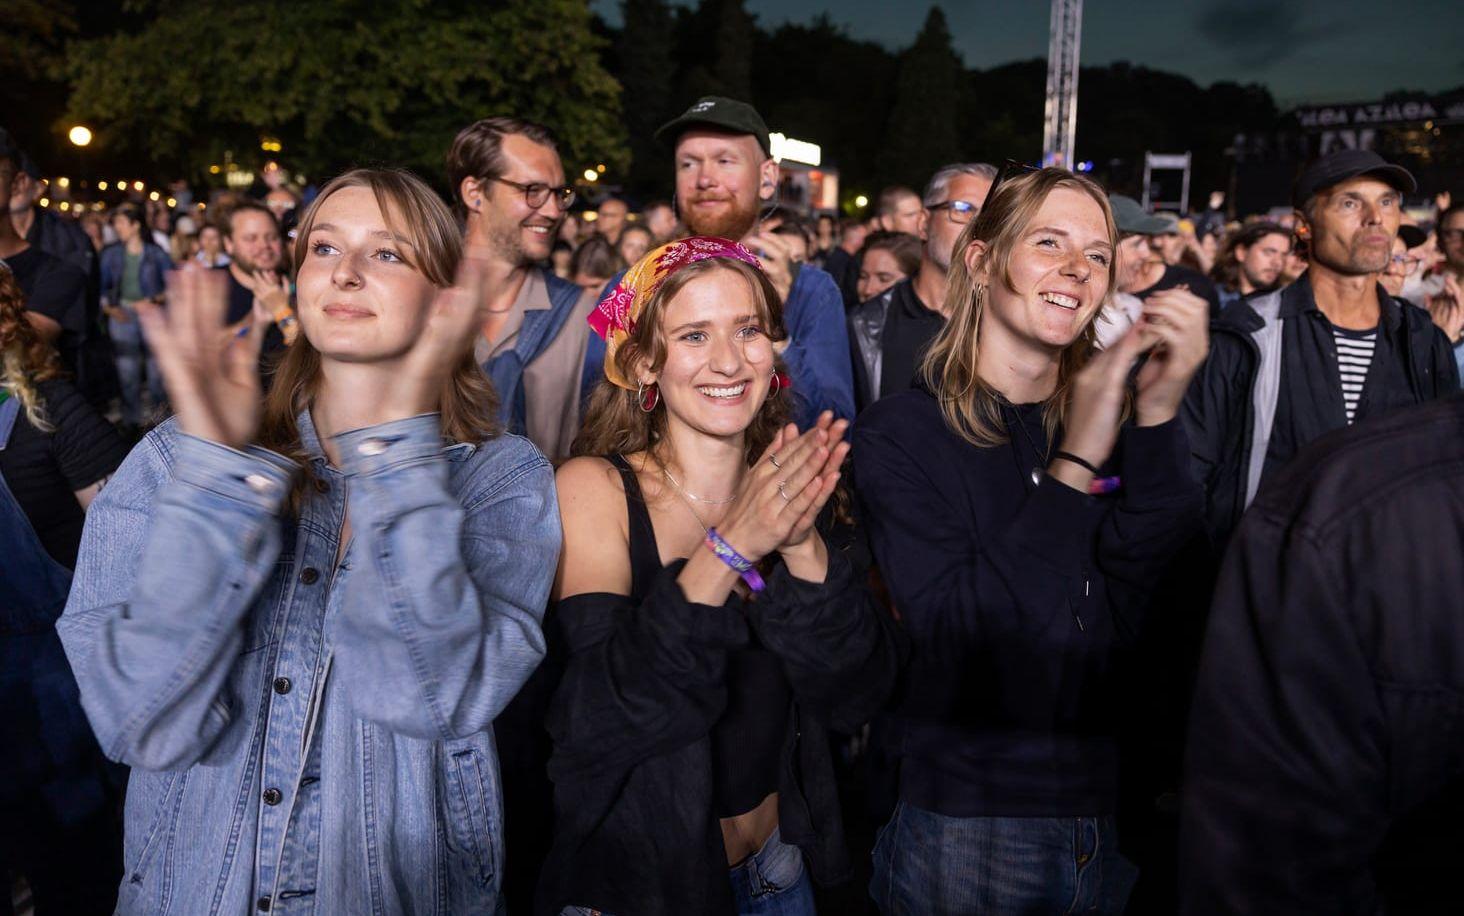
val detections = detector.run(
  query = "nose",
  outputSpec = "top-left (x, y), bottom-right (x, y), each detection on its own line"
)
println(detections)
top-left (695, 165), bottom-right (715, 190)
top-left (1062, 248), bottom-right (1092, 284)
top-left (708, 332), bottom-right (743, 376)
top-left (331, 249), bottom-right (364, 289)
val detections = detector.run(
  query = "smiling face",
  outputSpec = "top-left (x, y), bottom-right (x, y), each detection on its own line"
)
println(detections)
top-left (974, 186), bottom-right (1113, 351)
top-left (463, 133), bottom-right (566, 266)
top-left (1301, 175), bottom-right (1401, 277)
top-left (295, 186), bottom-right (440, 364)
top-left (645, 263), bottom-right (776, 441)
top-left (226, 208), bottom-right (283, 273)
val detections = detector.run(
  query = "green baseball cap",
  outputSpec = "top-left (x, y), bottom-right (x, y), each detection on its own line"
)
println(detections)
top-left (655, 96), bottom-right (771, 155)
top-left (1108, 195), bottom-right (1171, 236)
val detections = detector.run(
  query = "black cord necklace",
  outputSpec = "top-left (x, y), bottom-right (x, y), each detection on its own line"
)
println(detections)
top-left (1005, 402), bottom-right (1051, 487)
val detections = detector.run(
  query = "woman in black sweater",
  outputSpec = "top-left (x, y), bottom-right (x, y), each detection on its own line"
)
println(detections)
top-left (541, 237), bottom-right (902, 916)
top-left (853, 169), bottom-right (1208, 914)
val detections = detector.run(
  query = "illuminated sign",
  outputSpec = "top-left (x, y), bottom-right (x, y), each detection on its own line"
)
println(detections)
top-left (769, 132), bottom-right (822, 167)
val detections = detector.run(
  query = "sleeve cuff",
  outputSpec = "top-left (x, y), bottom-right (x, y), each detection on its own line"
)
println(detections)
top-left (1119, 417), bottom-right (1198, 504)
top-left (172, 433), bottom-right (296, 513)
top-left (763, 545), bottom-right (855, 609)
top-left (334, 413), bottom-right (445, 477)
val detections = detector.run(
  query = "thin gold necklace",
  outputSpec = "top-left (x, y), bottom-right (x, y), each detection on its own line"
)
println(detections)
top-left (661, 466), bottom-right (739, 506)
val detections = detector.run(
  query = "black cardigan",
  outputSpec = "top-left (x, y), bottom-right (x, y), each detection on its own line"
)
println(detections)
top-left (536, 541), bottom-right (904, 916)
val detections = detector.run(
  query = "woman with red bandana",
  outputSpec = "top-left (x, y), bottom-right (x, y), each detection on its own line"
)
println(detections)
top-left (540, 238), bottom-right (903, 916)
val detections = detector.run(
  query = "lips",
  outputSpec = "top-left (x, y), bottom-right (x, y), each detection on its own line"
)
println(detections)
top-left (1039, 291), bottom-right (1081, 310)
top-left (323, 303), bottom-right (372, 319)
top-left (697, 381), bottom-right (748, 401)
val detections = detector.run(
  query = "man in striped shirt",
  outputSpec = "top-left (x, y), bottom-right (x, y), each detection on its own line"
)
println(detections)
top-left (1182, 148), bottom-right (1460, 550)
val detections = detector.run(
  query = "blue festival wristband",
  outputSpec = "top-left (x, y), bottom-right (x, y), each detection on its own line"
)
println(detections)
top-left (704, 528), bottom-right (766, 593)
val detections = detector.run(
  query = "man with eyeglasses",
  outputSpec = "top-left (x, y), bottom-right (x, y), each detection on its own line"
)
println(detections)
top-left (447, 116), bottom-right (600, 463)
top-left (848, 162), bottom-right (995, 410)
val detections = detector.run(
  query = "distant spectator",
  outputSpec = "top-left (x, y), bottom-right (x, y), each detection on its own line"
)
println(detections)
top-left (1111, 195), bottom-right (1222, 316)
top-left (595, 197), bottom-right (628, 245)
top-left (824, 217), bottom-right (868, 307)
top-left (99, 202), bottom-right (172, 430)
top-left (616, 222), bottom-right (654, 268)
top-left (770, 215), bottom-right (814, 263)
top-left (1210, 221), bottom-right (1290, 309)
top-left (641, 198), bottom-right (678, 242)
top-left (551, 239), bottom-right (574, 279)
top-left (855, 230), bottom-right (921, 303)
top-left (194, 222), bottom-right (230, 268)
top-left (875, 185), bottom-right (923, 234)
top-left (570, 234), bottom-right (621, 293)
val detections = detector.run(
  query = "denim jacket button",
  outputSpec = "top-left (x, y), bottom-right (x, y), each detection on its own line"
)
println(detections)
top-left (299, 567), bottom-right (320, 585)
top-left (262, 787), bottom-right (283, 806)
top-left (244, 474), bottom-right (277, 495)
top-left (358, 438), bottom-right (388, 456)
top-left (256, 895), bottom-right (272, 911)
top-left (273, 677), bottom-right (292, 695)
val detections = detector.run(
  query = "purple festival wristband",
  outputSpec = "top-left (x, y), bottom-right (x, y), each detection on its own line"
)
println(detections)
top-left (704, 528), bottom-right (766, 593)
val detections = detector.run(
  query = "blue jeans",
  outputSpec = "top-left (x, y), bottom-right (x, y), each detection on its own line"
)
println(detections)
top-left (870, 802), bottom-right (1137, 915)
top-left (109, 312), bottom-right (164, 426)
top-left (563, 826), bottom-right (815, 916)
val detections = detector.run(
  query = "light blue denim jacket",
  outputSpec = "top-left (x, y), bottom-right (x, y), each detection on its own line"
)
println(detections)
top-left (58, 411), bottom-right (560, 915)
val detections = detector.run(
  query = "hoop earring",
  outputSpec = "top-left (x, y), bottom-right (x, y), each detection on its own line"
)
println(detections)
top-left (637, 380), bottom-right (659, 412)
top-left (769, 371), bottom-right (791, 396)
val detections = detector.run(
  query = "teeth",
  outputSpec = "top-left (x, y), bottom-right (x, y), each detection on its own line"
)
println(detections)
top-left (1040, 292), bottom-right (1079, 309)
top-left (527, 227), bottom-right (550, 234)
top-left (698, 383), bottom-right (746, 399)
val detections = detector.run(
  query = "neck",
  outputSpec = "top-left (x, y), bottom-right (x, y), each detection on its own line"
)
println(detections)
top-left (228, 261), bottom-right (253, 284)
top-left (975, 318), bottom-right (1061, 404)
top-left (12, 207), bottom-right (35, 239)
top-left (126, 235), bottom-right (144, 254)
top-left (465, 219), bottom-right (530, 312)
top-left (1309, 265), bottom-right (1380, 329)
top-left (1135, 258), bottom-right (1167, 291)
top-left (0, 212), bottom-right (24, 258)
top-left (912, 258), bottom-right (949, 316)
top-left (1238, 274), bottom-right (1257, 295)
top-left (657, 416), bottom-right (747, 503)
top-left (310, 360), bottom-right (421, 466)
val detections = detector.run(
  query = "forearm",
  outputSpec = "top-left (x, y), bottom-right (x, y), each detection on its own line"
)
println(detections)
top-left (332, 415), bottom-right (557, 740)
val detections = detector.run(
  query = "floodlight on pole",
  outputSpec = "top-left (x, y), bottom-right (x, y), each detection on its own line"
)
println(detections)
top-left (1041, 0), bottom-right (1083, 168)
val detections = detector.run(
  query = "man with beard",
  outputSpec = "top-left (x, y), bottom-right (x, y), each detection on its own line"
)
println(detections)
top-left (447, 116), bottom-right (599, 462)
top-left (642, 96), bottom-right (855, 423)
top-left (848, 162), bottom-right (994, 409)
top-left (875, 185), bottom-right (923, 235)
top-left (219, 201), bottom-right (289, 360)
top-left (1183, 149), bottom-right (1458, 549)
top-left (1209, 221), bottom-right (1290, 310)
top-left (593, 196), bottom-right (628, 246)
top-left (1111, 196), bottom-right (1223, 317)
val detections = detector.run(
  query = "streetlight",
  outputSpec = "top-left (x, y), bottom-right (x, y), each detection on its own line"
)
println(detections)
top-left (854, 194), bottom-right (869, 208)
top-left (583, 169), bottom-right (598, 182)
top-left (68, 126), bottom-right (93, 147)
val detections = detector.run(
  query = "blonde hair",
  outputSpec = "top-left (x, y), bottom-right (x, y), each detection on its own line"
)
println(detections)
top-left (255, 168), bottom-right (500, 501)
top-left (0, 266), bottom-right (62, 432)
top-left (920, 168), bottom-right (1118, 447)
top-left (572, 257), bottom-right (788, 467)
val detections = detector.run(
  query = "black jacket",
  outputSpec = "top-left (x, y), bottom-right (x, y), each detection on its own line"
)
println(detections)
top-left (1180, 393), bottom-right (1464, 914)
top-left (537, 547), bottom-right (904, 916)
top-left (1181, 272), bottom-right (1459, 549)
top-left (853, 385), bottom-right (1203, 818)
top-left (848, 279), bottom-right (944, 412)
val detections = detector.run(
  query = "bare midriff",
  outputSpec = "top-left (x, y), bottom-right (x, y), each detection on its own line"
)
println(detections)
top-left (721, 791), bottom-right (779, 866)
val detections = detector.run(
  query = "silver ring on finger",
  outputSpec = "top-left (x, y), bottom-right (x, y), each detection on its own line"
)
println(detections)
top-left (777, 480), bottom-right (792, 502)
top-left (770, 453), bottom-right (783, 469)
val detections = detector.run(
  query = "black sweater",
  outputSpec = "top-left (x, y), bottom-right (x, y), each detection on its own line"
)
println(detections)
top-left (537, 543), bottom-right (904, 916)
top-left (852, 385), bottom-right (1202, 818)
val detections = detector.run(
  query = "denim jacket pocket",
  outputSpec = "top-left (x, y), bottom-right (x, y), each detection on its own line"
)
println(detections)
top-left (123, 770), bottom-right (190, 907)
top-left (442, 743), bottom-right (499, 889)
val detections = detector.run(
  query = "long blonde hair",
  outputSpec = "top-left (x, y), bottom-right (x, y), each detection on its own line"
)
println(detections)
top-left (572, 257), bottom-right (789, 468)
top-left (0, 265), bottom-right (62, 432)
top-left (920, 168), bottom-right (1118, 447)
top-left (255, 168), bottom-right (500, 499)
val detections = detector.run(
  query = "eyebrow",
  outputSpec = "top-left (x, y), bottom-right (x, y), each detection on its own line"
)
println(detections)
top-left (311, 222), bottom-right (417, 247)
top-left (667, 314), bottom-right (762, 333)
top-left (1028, 225), bottom-right (1113, 251)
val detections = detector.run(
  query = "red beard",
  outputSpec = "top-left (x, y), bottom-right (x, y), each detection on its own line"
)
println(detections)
top-left (681, 194), bottom-right (758, 240)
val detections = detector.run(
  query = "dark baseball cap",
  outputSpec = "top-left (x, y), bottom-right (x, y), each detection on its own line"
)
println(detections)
top-left (18, 151), bottom-right (41, 179)
top-left (1108, 194), bottom-right (1171, 236)
top-left (655, 96), bottom-right (770, 155)
top-left (1292, 149), bottom-right (1416, 209)
top-left (0, 127), bottom-right (19, 167)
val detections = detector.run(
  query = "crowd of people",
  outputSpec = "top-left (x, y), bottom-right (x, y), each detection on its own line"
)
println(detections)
top-left (1, 87), bottom-right (1463, 916)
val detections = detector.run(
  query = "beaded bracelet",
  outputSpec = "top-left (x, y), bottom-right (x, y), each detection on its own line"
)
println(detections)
top-left (704, 528), bottom-right (766, 593)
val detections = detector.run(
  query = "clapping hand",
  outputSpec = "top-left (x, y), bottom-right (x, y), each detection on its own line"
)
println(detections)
top-left (139, 264), bottom-right (269, 449)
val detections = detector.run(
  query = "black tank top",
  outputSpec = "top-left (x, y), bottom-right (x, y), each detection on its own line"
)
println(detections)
top-left (608, 454), bottom-right (791, 818)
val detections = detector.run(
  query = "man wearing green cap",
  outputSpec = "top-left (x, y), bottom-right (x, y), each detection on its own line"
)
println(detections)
top-left (642, 96), bottom-right (856, 425)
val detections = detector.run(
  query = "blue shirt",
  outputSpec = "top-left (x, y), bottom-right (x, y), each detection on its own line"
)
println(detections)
top-left (59, 413), bottom-right (560, 914)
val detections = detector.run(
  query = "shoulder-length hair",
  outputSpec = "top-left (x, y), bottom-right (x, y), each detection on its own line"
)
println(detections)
top-left (255, 167), bottom-right (500, 493)
top-left (920, 168), bottom-right (1118, 448)
top-left (572, 257), bottom-right (789, 468)
top-left (0, 265), bottom-right (63, 431)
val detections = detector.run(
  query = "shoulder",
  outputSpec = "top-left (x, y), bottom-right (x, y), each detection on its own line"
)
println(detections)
top-left (789, 264), bottom-right (841, 304)
top-left (455, 431), bottom-right (554, 504)
top-left (854, 387), bottom-right (943, 446)
top-left (1250, 395), bottom-right (1464, 539)
top-left (554, 454), bottom-right (623, 497)
top-left (34, 378), bottom-right (94, 425)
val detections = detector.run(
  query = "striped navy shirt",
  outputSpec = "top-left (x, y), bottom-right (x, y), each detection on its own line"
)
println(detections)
top-left (1333, 326), bottom-right (1378, 423)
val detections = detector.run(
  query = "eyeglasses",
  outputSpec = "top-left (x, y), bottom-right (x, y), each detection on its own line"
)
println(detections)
top-left (485, 176), bottom-right (576, 211)
top-left (983, 159), bottom-right (1041, 207)
top-left (928, 199), bottom-right (980, 225)
top-left (1387, 254), bottom-right (1422, 271)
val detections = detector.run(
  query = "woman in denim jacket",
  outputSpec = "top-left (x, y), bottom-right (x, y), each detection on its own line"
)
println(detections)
top-left (59, 168), bottom-right (561, 915)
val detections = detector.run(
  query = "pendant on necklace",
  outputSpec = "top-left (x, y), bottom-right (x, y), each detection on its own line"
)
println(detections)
top-left (1030, 467), bottom-right (1042, 486)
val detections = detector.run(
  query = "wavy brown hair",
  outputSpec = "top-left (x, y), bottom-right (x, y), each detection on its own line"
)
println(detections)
top-left (920, 168), bottom-right (1118, 448)
top-left (0, 265), bottom-right (64, 431)
top-left (572, 257), bottom-right (790, 468)
top-left (255, 168), bottom-right (500, 500)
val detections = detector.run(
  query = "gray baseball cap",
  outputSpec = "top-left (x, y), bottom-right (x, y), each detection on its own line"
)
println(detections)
top-left (1109, 195), bottom-right (1171, 236)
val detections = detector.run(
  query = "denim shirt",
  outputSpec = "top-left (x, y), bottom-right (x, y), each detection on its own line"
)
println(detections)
top-left (57, 412), bottom-right (560, 915)
top-left (98, 241), bottom-right (173, 306)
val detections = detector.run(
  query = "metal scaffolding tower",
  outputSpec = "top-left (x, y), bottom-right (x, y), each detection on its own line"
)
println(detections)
top-left (1042, 0), bottom-right (1083, 168)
